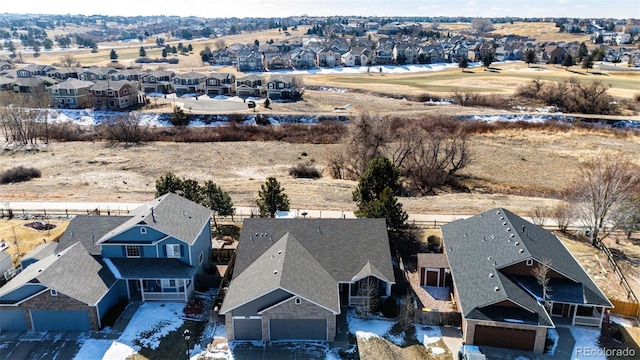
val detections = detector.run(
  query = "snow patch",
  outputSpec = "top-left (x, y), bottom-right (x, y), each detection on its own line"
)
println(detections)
top-left (546, 328), bottom-right (559, 355)
top-left (570, 327), bottom-right (606, 360)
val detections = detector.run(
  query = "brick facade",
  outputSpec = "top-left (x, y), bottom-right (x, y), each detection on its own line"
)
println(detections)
top-left (16, 290), bottom-right (99, 330)
top-left (225, 312), bottom-right (234, 340)
top-left (261, 297), bottom-right (336, 342)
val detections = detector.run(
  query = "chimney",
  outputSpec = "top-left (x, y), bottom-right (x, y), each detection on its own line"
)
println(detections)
top-left (522, 225), bottom-right (526, 233)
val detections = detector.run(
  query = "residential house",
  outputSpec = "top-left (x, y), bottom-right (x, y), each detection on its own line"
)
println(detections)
top-left (393, 43), bottom-right (416, 64)
top-left (341, 51), bottom-right (358, 67)
top-left (205, 72), bottom-right (236, 96)
top-left (266, 74), bottom-right (302, 100)
top-left (109, 69), bottom-right (144, 82)
top-left (289, 47), bottom-right (316, 69)
top-left (140, 70), bottom-right (174, 94)
top-left (236, 49), bottom-right (264, 72)
top-left (418, 44), bottom-right (445, 64)
top-left (173, 71), bottom-right (206, 96)
top-left (17, 64), bottom-right (54, 78)
top-left (220, 218), bottom-right (395, 342)
top-left (441, 208), bottom-right (612, 353)
top-left (316, 47), bottom-right (343, 67)
top-left (12, 76), bottom-right (57, 94)
top-left (90, 80), bottom-right (143, 110)
top-left (78, 67), bottom-right (116, 81)
top-left (262, 53), bottom-right (291, 71)
top-left (372, 46), bottom-right (394, 65)
top-left (46, 66), bottom-right (80, 81)
top-left (0, 194), bottom-right (214, 332)
top-left (209, 48), bottom-right (234, 66)
top-left (47, 79), bottom-right (94, 109)
top-left (0, 62), bottom-right (13, 71)
top-left (236, 75), bottom-right (265, 98)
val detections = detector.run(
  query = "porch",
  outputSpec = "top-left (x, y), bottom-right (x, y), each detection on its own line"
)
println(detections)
top-left (127, 278), bottom-right (194, 302)
top-left (549, 302), bottom-right (605, 328)
top-left (339, 276), bottom-right (392, 307)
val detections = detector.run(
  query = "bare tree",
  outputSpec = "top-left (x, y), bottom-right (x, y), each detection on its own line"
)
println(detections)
top-left (530, 206), bottom-right (549, 227)
top-left (398, 291), bottom-right (415, 331)
top-left (566, 154), bottom-right (640, 246)
top-left (552, 202), bottom-right (575, 232)
top-left (611, 196), bottom-right (640, 240)
top-left (532, 259), bottom-right (552, 306)
top-left (60, 54), bottom-right (78, 67)
top-left (329, 111), bottom-right (391, 180)
top-left (100, 113), bottom-right (147, 144)
top-left (0, 89), bottom-right (50, 149)
top-left (471, 18), bottom-right (495, 33)
top-left (214, 38), bottom-right (226, 50)
top-left (356, 277), bottom-right (380, 319)
top-left (393, 126), bottom-right (472, 195)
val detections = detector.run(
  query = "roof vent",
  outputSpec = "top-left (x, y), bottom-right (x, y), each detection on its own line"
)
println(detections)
top-left (503, 222), bottom-right (507, 226)
top-left (487, 256), bottom-right (492, 261)
top-left (510, 234), bottom-right (515, 238)
top-left (494, 287), bottom-right (500, 292)
top-left (500, 216), bottom-right (504, 220)
top-left (515, 241), bottom-right (520, 246)
top-left (489, 273), bottom-right (494, 278)
top-left (496, 211), bottom-right (501, 215)
top-left (522, 225), bottom-right (526, 233)
top-left (278, 250), bottom-right (282, 255)
top-left (273, 270), bottom-right (278, 275)
top-left (482, 236), bottom-right (486, 241)
top-left (506, 228), bottom-right (511, 232)
top-left (519, 249), bottom-right (524, 254)
top-left (491, 234), bottom-right (496, 239)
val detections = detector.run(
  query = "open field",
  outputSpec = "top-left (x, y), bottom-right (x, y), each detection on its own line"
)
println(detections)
top-left (0, 219), bottom-right (69, 266)
top-left (306, 62), bottom-right (640, 100)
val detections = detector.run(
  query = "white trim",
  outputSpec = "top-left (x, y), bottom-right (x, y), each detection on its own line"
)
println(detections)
top-left (232, 315), bottom-right (261, 320)
top-left (231, 287), bottom-right (339, 316)
top-left (475, 298), bottom-right (538, 315)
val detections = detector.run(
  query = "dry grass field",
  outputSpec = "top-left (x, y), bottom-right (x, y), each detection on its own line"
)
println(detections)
top-left (0, 219), bottom-right (69, 266)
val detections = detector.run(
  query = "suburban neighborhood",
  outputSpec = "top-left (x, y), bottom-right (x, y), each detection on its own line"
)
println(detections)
top-left (1, 4), bottom-right (640, 360)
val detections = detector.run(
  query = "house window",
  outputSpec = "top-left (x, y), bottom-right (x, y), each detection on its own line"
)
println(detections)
top-left (107, 90), bottom-right (114, 96)
top-left (166, 244), bottom-right (181, 258)
top-left (126, 245), bottom-right (141, 257)
top-left (140, 227), bottom-right (147, 235)
top-left (295, 298), bottom-right (301, 305)
top-left (50, 289), bottom-right (58, 296)
top-left (95, 90), bottom-right (102, 95)
top-left (162, 279), bottom-right (177, 288)
top-left (123, 88), bottom-right (128, 94)
top-left (199, 251), bottom-right (204, 264)
top-left (526, 259), bottom-right (534, 266)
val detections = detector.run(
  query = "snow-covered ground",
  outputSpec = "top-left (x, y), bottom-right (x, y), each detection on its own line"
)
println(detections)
top-left (75, 303), bottom-right (187, 359)
top-left (261, 62), bottom-right (474, 76)
top-left (570, 327), bottom-right (606, 360)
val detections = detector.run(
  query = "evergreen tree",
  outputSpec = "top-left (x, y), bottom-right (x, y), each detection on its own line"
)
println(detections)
top-left (353, 157), bottom-right (407, 231)
top-left (482, 52), bottom-right (493, 68)
top-left (582, 54), bottom-right (594, 72)
top-left (458, 56), bottom-right (468, 69)
top-left (109, 49), bottom-right (118, 61)
top-left (162, 48), bottom-right (167, 58)
top-left (155, 172), bottom-right (183, 197)
top-left (170, 106), bottom-right (189, 126)
top-left (256, 177), bottom-right (290, 218)
top-left (181, 179), bottom-right (203, 203)
top-left (524, 49), bottom-right (536, 67)
top-left (562, 54), bottom-right (574, 69)
top-left (577, 42), bottom-right (588, 62)
top-left (139, 46), bottom-right (146, 57)
top-left (201, 180), bottom-right (235, 228)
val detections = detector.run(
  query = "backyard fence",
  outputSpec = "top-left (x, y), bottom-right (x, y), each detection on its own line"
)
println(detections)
top-left (414, 309), bottom-right (461, 326)
top-left (597, 241), bottom-right (638, 303)
top-left (609, 299), bottom-right (640, 318)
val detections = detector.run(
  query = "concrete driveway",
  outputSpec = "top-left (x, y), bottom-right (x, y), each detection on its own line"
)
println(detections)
top-left (477, 327), bottom-right (576, 360)
top-left (231, 341), bottom-right (331, 360)
top-left (0, 331), bottom-right (84, 360)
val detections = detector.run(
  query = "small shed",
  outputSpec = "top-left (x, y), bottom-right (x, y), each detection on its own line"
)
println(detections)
top-left (417, 253), bottom-right (450, 288)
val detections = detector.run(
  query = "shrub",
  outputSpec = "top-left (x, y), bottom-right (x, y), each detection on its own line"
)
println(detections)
top-left (1, 166), bottom-right (41, 184)
top-left (381, 296), bottom-right (400, 318)
top-left (289, 162), bottom-right (321, 179)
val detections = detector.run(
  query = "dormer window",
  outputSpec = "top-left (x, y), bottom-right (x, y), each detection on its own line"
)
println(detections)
top-left (140, 227), bottom-right (147, 235)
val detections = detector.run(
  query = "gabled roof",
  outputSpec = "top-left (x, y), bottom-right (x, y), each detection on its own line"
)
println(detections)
top-left (233, 218), bottom-right (394, 283)
top-left (106, 258), bottom-right (197, 279)
top-left (97, 193), bottom-right (213, 245)
top-left (220, 232), bottom-right (339, 314)
top-left (175, 71), bottom-right (206, 79)
top-left (0, 242), bottom-right (117, 306)
top-left (56, 215), bottom-right (131, 255)
top-left (21, 241), bottom-right (57, 264)
top-left (90, 80), bottom-right (132, 91)
top-left (442, 208), bottom-right (612, 325)
top-left (47, 78), bottom-right (94, 90)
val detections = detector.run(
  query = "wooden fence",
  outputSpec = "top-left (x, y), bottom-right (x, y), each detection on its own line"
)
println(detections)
top-left (414, 309), bottom-right (461, 326)
top-left (609, 298), bottom-right (640, 318)
top-left (597, 241), bottom-right (638, 303)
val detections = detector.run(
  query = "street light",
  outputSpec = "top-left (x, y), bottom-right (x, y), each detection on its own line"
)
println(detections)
top-left (183, 329), bottom-right (191, 359)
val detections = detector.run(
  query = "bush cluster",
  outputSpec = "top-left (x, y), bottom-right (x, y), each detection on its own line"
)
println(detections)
top-left (1, 166), bottom-right (41, 184)
top-left (288, 162), bottom-right (321, 179)
top-left (134, 57), bottom-right (179, 64)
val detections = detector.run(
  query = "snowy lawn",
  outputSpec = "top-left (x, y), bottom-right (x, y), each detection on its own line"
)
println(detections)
top-left (75, 302), bottom-right (187, 360)
top-left (570, 327), bottom-right (606, 360)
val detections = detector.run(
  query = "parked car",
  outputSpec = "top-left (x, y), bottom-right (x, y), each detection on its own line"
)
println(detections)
top-left (459, 344), bottom-right (487, 360)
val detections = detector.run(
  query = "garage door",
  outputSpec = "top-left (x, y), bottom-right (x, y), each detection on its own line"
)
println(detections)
top-left (473, 325), bottom-right (536, 351)
top-left (0, 310), bottom-right (28, 331)
top-left (31, 310), bottom-right (91, 331)
top-left (234, 319), bottom-right (262, 340)
top-left (270, 319), bottom-right (327, 340)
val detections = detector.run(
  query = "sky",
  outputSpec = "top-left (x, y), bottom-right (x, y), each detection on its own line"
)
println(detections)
top-left (2, 0), bottom-right (639, 19)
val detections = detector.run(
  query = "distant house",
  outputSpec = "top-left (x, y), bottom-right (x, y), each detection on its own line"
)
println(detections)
top-left (236, 74), bottom-right (265, 98)
top-left (140, 70), bottom-right (174, 94)
top-left (47, 79), bottom-right (94, 109)
top-left (0, 194), bottom-right (214, 332)
top-left (316, 46), bottom-right (343, 67)
top-left (442, 208), bottom-right (612, 353)
top-left (220, 218), bottom-right (395, 342)
top-left (173, 71), bottom-right (206, 96)
top-left (289, 47), bottom-right (316, 69)
top-left (236, 49), bottom-right (264, 72)
top-left (78, 67), bottom-right (116, 81)
top-left (12, 76), bottom-right (57, 94)
top-left (46, 66), bottom-right (80, 81)
top-left (90, 80), bottom-right (144, 110)
top-left (266, 74), bottom-right (303, 100)
top-left (204, 72), bottom-right (236, 96)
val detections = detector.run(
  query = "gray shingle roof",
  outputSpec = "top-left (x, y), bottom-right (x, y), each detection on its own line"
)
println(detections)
top-left (221, 219), bottom-right (394, 314)
top-left (107, 258), bottom-right (197, 279)
top-left (220, 232), bottom-right (339, 314)
top-left (57, 215), bottom-right (131, 255)
top-left (0, 242), bottom-right (117, 306)
top-left (98, 193), bottom-right (213, 245)
top-left (442, 208), bottom-right (611, 326)
top-left (48, 79), bottom-right (94, 90)
top-left (233, 218), bottom-right (394, 283)
top-left (90, 80), bottom-right (132, 91)
top-left (22, 241), bottom-right (57, 263)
